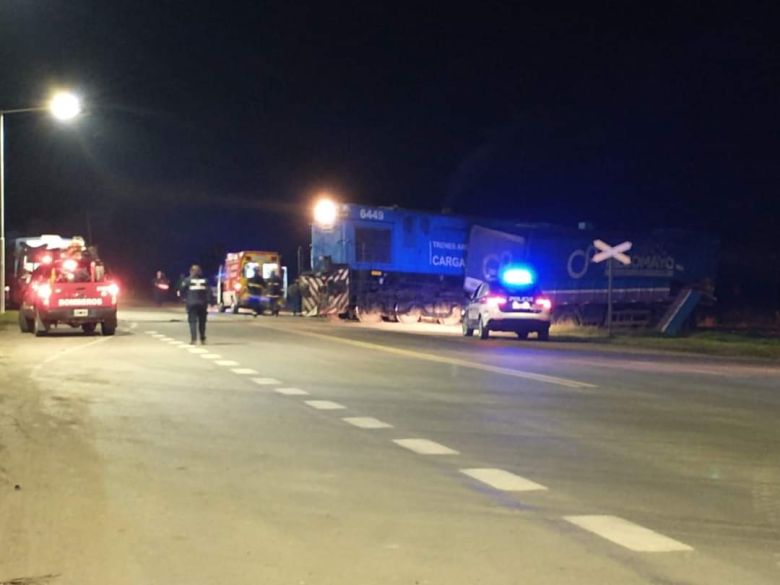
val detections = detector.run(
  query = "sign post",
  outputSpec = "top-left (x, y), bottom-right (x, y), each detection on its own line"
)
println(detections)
top-left (591, 239), bottom-right (632, 336)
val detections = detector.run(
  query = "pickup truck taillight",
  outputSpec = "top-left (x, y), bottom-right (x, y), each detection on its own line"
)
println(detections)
top-left (97, 283), bottom-right (120, 304)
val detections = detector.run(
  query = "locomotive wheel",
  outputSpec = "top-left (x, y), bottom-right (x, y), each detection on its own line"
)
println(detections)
top-left (355, 305), bottom-right (382, 323)
top-left (396, 306), bottom-right (421, 324)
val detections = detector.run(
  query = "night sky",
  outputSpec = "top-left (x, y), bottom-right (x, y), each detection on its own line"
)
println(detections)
top-left (1, 2), bottom-right (778, 307)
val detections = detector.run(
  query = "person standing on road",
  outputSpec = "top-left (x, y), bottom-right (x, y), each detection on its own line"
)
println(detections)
top-left (179, 264), bottom-right (212, 345)
top-left (152, 270), bottom-right (170, 306)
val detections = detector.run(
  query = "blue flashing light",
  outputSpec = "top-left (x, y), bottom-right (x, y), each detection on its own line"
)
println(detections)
top-left (500, 265), bottom-right (535, 287)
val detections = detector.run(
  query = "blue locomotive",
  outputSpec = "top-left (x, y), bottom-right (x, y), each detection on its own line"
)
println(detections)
top-left (309, 200), bottom-right (718, 327)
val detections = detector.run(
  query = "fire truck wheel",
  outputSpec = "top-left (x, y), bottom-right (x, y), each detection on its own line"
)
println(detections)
top-left (18, 311), bottom-right (33, 333)
top-left (82, 323), bottom-right (97, 334)
top-left (34, 312), bottom-right (49, 337)
top-left (101, 319), bottom-right (117, 336)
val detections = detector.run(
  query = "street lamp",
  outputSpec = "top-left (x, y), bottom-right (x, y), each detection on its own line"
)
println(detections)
top-left (313, 197), bottom-right (338, 228)
top-left (1, 91), bottom-right (82, 313)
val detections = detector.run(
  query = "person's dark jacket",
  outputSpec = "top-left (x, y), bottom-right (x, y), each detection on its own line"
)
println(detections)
top-left (179, 276), bottom-right (212, 306)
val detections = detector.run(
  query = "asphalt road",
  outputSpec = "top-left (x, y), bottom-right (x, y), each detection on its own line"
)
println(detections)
top-left (1, 306), bottom-right (779, 584)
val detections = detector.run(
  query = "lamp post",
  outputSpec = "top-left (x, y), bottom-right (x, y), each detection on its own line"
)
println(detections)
top-left (1, 91), bottom-right (81, 313)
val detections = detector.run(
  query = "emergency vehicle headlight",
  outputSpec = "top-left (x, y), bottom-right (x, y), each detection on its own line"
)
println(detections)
top-left (500, 265), bottom-right (535, 287)
top-left (37, 283), bottom-right (52, 300)
top-left (41, 254), bottom-right (53, 265)
top-left (62, 258), bottom-right (78, 272)
top-left (313, 198), bottom-right (338, 227)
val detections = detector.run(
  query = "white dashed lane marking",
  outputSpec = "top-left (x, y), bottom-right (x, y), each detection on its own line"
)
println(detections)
top-left (188, 347), bottom-right (209, 354)
top-left (564, 515), bottom-right (693, 552)
top-left (200, 354), bottom-right (222, 360)
top-left (232, 368), bottom-right (259, 375)
top-left (274, 387), bottom-right (309, 395)
top-left (393, 439), bottom-right (459, 455)
top-left (460, 468), bottom-right (547, 492)
top-left (342, 417), bottom-right (393, 429)
top-left (251, 378), bottom-right (282, 386)
top-left (146, 331), bottom-right (157, 335)
top-left (215, 360), bottom-right (240, 367)
top-left (305, 400), bottom-right (346, 411)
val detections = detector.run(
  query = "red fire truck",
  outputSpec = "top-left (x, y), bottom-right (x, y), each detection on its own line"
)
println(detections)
top-left (18, 244), bottom-right (119, 336)
top-left (9, 234), bottom-right (87, 308)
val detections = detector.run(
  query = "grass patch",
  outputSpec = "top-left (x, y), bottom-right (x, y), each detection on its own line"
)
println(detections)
top-left (0, 310), bottom-right (19, 331)
top-left (550, 322), bottom-right (780, 359)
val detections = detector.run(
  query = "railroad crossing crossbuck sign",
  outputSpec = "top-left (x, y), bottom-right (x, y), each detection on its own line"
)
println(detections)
top-left (591, 239), bottom-right (632, 335)
top-left (592, 239), bottom-right (632, 265)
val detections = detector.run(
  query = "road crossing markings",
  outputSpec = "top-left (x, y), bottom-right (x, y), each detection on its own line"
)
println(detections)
top-left (564, 515), bottom-right (693, 552)
top-left (215, 360), bottom-right (240, 367)
top-left (251, 377), bottom-right (282, 386)
top-left (274, 387), bottom-right (309, 395)
top-left (305, 400), bottom-right (346, 410)
top-left (460, 468), bottom-right (547, 492)
top-left (231, 368), bottom-right (259, 375)
top-left (393, 439), bottom-right (459, 455)
top-left (200, 354), bottom-right (222, 360)
top-left (342, 417), bottom-right (393, 429)
top-left (257, 325), bottom-right (595, 390)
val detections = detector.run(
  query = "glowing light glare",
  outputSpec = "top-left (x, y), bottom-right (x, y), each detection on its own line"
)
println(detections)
top-left (107, 283), bottom-right (120, 297)
top-left (41, 254), bottom-right (53, 265)
top-left (48, 91), bottom-right (81, 121)
top-left (500, 266), bottom-right (535, 287)
top-left (62, 258), bottom-right (78, 272)
top-left (313, 198), bottom-right (338, 226)
top-left (535, 297), bottom-right (552, 311)
top-left (37, 283), bottom-right (52, 300)
top-left (485, 295), bottom-right (507, 307)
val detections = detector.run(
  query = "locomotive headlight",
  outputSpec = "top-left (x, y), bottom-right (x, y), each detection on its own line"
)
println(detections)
top-left (313, 198), bottom-right (338, 228)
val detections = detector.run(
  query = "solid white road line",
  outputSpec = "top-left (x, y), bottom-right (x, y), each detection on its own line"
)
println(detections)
top-left (251, 377), bottom-right (282, 385)
top-left (200, 354), bottom-right (222, 359)
top-left (460, 468), bottom-right (547, 492)
top-left (304, 400), bottom-right (346, 410)
top-left (274, 387), bottom-right (309, 395)
top-left (215, 360), bottom-right (240, 366)
top-left (256, 325), bottom-right (595, 390)
top-left (342, 417), bottom-right (393, 429)
top-left (393, 438), bottom-right (459, 455)
top-left (564, 515), bottom-right (693, 552)
top-left (231, 368), bottom-right (259, 375)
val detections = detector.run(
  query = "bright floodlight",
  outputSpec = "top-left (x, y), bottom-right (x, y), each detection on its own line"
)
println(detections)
top-left (49, 91), bottom-right (81, 121)
top-left (313, 198), bottom-right (338, 227)
top-left (500, 265), bottom-right (535, 287)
